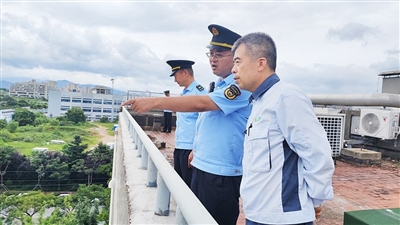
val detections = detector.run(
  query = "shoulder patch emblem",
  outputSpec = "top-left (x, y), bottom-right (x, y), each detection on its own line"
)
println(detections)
top-left (224, 85), bottom-right (241, 100)
top-left (196, 85), bottom-right (204, 91)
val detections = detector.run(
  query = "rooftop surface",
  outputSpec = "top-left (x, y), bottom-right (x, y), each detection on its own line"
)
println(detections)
top-left (146, 130), bottom-right (400, 225)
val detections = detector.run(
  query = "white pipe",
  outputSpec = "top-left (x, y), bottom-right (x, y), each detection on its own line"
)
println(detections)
top-left (308, 93), bottom-right (400, 108)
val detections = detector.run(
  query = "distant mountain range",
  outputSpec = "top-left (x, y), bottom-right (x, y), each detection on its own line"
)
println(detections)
top-left (0, 78), bottom-right (126, 96)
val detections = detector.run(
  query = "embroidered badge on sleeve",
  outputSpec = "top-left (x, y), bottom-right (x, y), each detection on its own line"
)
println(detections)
top-left (224, 84), bottom-right (241, 100)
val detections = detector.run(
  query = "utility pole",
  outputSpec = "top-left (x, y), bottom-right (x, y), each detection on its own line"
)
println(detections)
top-left (111, 78), bottom-right (114, 122)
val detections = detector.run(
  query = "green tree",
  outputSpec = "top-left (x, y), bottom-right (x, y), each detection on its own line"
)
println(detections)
top-left (1, 96), bottom-right (17, 107)
top-left (65, 107), bottom-right (86, 124)
top-left (4, 191), bottom-right (56, 225)
top-left (0, 193), bottom-right (7, 222)
top-left (33, 112), bottom-right (48, 126)
top-left (47, 156), bottom-right (70, 190)
top-left (6, 121), bottom-right (18, 133)
top-left (0, 119), bottom-right (7, 129)
top-left (74, 197), bottom-right (99, 225)
top-left (13, 108), bottom-right (36, 126)
top-left (30, 150), bottom-right (50, 191)
top-left (84, 142), bottom-right (112, 185)
top-left (0, 146), bottom-right (16, 191)
top-left (74, 184), bottom-right (109, 224)
top-left (17, 99), bottom-right (29, 107)
top-left (63, 136), bottom-right (88, 172)
top-left (99, 116), bottom-right (109, 123)
top-left (37, 207), bottom-right (75, 225)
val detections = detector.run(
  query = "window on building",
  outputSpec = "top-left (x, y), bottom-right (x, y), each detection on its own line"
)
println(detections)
top-left (93, 108), bottom-right (102, 112)
top-left (103, 100), bottom-right (112, 105)
top-left (61, 106), bottom-right (70, 111)
top-left (82, 107), bottom-right (91, 112)
top-left (72, 98), bottom-right (81, 103)
top-left (103, 108), bottom-right (112, 113)
top-left (82, 98), bottom-right (92, 104)
top-left (93, 99), bottom-right (102, 104)
top-left (114, 100), bottom-right (122, 105)
top-left (61, 97), bottom-right (71, 102)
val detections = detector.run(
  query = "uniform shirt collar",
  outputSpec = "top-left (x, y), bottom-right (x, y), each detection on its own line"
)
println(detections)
top-left (250, 73), bottom-right (280, 102)
top-left (182, 80), bottom-right (198, 95)
top-left (216, 73), bottom-right (234, 88)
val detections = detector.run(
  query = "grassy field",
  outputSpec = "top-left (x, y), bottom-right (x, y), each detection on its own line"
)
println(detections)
top-left (1, 122), bottom-right (115, 155)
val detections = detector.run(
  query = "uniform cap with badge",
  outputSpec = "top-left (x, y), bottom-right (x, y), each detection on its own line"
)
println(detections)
top-left (207, 24), bottom-right (241, 51)
top-left (166, 60), bottom-right (195, 77)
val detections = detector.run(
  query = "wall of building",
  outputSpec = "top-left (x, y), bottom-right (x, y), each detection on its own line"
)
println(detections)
top-left (0, 109), bottom-right (15, 122)
top-left (382, 77), bottom-right (400, 94)
top-left (9, 79), bottom-right (58, 99)
top-left (48, 90), bottom-right (127, 121)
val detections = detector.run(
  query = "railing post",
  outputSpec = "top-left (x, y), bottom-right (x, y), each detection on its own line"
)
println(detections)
top-left (134, 133), bottom-right (138, 149)
top-left (175, 205), bottom-right (188, 225)
top-left (137, 140), bottom-right (142, 157)
top-left (155, 174), bottom-right (170, 216)
top-left (147, 157), bottom-right (157, 187)
top-left (130, 124), bottom-right (135, 140)
top-left (141, 145), bottom-right (148, 169)
top-left (119, 107), bottom-right (217, 224)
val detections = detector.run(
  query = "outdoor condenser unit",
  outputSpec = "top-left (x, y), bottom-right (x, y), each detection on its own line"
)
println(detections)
top-left (359, 109), bottom-right (399, 140)
top-left (317, 114), bottom-right (345, 157)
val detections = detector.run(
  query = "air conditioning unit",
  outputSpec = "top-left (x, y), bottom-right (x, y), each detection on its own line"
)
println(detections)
top-left (317, 114), bottom-right (345, 157)
top-left (359, 109), bottom-right (399, 140)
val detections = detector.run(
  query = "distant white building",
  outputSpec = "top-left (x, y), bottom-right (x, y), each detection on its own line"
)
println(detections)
top-left (9, 79), bottom-right (59, 99)
top-left (47, 88), bottom-right (126, 122)
top-left (0, 109), bottom-right (15, 122)
top-left (61, 83), bottom-right (83, 93)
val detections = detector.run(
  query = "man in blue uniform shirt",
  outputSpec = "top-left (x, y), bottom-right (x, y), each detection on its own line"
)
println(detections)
top-left (162, 90), bottom-right (172, 133)
top-left (122, 24), bottom-right (252, 225)
top-left (166, 59), bottom-right (207, 187)
top-left (231, 32), bottom-right (334, 225)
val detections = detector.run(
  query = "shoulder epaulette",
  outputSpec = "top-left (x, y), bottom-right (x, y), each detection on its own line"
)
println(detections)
top-left (196, 85), bottom-right (205, 91)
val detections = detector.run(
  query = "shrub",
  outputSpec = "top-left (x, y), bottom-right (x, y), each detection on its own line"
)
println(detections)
top-left (49, 119), bottom-right (60, 126)
top-left (99, 117), bottom-right (109, 123)
top-left (6, 121), bottom-right (19, 133)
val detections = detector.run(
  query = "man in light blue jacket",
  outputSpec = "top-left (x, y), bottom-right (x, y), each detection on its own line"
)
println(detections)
top-left (232, 32), bottom-right (334, 225)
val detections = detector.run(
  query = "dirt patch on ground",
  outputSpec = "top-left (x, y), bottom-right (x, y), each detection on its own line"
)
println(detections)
top-left (88, 124), bottom-right (115, 150)
top-left (98, 125), bottom-right (115, 144)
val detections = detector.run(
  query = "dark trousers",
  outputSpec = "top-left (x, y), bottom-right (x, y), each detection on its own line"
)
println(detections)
top-left (246, 218), bottom-right (313, 225)
top-left (191, 167), bottom-right (241, 225)
top-left (173, 148), bottom-right (192, 187)
top-left (162, 111), bottom-right (172, 132)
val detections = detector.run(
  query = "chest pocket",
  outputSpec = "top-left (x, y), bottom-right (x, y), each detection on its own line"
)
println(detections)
top-left (244, 126), bottom-right (272, 173)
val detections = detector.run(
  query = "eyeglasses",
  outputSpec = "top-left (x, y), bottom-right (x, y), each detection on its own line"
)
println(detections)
top-left (206, 52), bottom-right (233, 60)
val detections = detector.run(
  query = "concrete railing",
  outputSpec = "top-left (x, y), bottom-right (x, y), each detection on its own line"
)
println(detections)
top-left (109, 107), bottom-right (217, 225)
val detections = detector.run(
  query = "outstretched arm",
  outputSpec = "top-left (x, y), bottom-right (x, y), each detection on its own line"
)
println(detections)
top-left (121, 95), bottom-right (220, 113)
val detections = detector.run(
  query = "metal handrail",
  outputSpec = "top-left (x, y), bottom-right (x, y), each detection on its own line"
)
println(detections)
top-left (121, 107), bottom-right (217, 225)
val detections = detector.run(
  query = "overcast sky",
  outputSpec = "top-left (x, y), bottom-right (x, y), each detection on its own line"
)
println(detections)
top-left (1, 0), bottom-right (399, 96)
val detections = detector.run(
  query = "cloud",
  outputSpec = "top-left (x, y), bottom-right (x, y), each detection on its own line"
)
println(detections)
top-left (1, 1), bottom-right (399, 96)
top-left (327, 22), bottom-right (379, 43)
top-left (279, 62), bottom-right (381, 94)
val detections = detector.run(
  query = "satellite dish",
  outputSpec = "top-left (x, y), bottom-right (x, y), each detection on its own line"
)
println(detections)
top-left (361, 113), bottom-right (380, 134)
